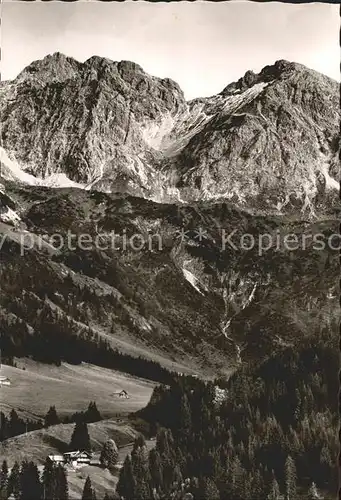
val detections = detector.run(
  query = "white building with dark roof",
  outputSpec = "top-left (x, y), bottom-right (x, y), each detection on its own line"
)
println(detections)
top-left (48, 455), bottom-right (65, 465)
top-left (0, 376), bottom-right (11, 386)
top-left (63, 451), bottom-right (92, 468)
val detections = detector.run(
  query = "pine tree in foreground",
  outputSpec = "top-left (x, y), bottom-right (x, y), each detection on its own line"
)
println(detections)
top-left (55, 465), bottom-right (69, 500)
top-left (116, 455), bottom-right (136, 500)
top-left (0, 460), bottom-right (8, 500)
top-left (8, 461), bottom-right (20, 500)
top-left (42, 457), bottom-right (55, 500)
top-left (148, 448), bottom-right (163, 493)
top-left (131, 436), bottom-right (151, 500)
top-left (82, 476), bottom-right (96, 500)
top-left (20, 460), bottom-right (42, 500)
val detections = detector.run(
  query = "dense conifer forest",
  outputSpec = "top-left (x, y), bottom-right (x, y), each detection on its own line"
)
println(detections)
top-left (0, 458), bottom-right (68, 500)
top-left (124, 333), bottom-right (338, 500)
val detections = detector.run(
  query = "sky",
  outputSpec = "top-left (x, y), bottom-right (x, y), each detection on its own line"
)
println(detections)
top-left (1, 1), bottom-right (339, 99)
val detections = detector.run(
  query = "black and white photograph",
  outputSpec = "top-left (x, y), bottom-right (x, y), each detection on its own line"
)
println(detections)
top-left (0, 1), bottom-right (339, 499)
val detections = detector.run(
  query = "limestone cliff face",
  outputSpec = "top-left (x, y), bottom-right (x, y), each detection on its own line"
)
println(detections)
top-left (0, 53), bottom-right (186, 194)
top-left (0, 55), bottom-right (339, 215)
top-left (173, 61), bottom-right (339, 215)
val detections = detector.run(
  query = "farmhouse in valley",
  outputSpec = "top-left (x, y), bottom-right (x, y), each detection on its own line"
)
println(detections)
top-left (48, 455), bottom-right (65, 465)
top-left (49, 451), bottom-right (93, 468)
top-left (63, 450), bottom-right (92, 467)
top-left (114, 389), bottom-right (129, 398)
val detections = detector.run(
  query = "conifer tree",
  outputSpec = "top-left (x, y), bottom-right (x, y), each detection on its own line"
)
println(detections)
top-left (44, 406), bottom-right (60, 428)
top-left (55, 465), bottom-right (69, 500)
top-left (116, 455), bottom-right (136, 500)
top-left (200, 477), bottom-right (220, 500)
top-left (267, 476), bottom-right (281, 500)
top-left (284, 455), bottom-right (297, 500)
top-left (8, 461), bottom-right (21, 500)
top-left (0, 460), bottom-right (8, 500)
top-left (229, 456), bottom-right (245, 500)
top-left (307, 482), bottom-right (319, 500)
top-left (42, 457), bottom-right (55, 500)
top-left (251, 469), bottom-right (266, 500)
top-left (156, 428), bottom-right (170, 457)
top-left (178, 393), bottom-right (192, 439)
top-left (20, 460), bottom-right (42, 500)
top-left (85, 402), bottom-right (101, 423)
top-left (81, 476), bottom-right (96, 500)
top-left (0, 412), bottom-right (9, 441)
top-left (148, 448), bottom-right (163, 492)
top-left (70, 421), bottom-right (91, 452)
top-left (0, 460), bottom-right (8, 488)
top-left (131, 437), bottom-right (150, 500)
top-left (155, 429), bottom-right (175, 494)
top-left (9, 410), bottom-right (23, 438)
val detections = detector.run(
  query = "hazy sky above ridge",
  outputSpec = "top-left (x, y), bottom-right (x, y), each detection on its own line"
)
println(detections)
top-left (1, 1), bottom-right (339, 99)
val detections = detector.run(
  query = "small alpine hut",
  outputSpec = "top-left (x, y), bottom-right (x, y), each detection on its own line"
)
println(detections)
top-left (0, 376), bottom-right (11, 386)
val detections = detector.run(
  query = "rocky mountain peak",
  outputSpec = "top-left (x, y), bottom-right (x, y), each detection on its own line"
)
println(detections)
top-left (15, 52), bottom-right (82, 84)
top-left (260, 59), bottom-right (300, 78)
top-left (222, 59), bottom-right (335, 96)
top-left (81, 57), bottom-right (144, 80)
top-left (117, 59), bottom-right (145, 75)
top-left (221, 59), bottom-right (291, 94)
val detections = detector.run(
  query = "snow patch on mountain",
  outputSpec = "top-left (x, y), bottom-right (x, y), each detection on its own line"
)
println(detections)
top-left (141, 112), bottom-right (177, 150)
top-left (0, 147), bottom-right (38, 185)
top-left (0, 207), bottom-right (21, 224)
top-left (0, 147), bottom-right (85, 190)
top-left (183, 268), bottom-right (204, 295)
top-left (318, 152), bottom-right (339, 191)
top-left (322, 168), bottom-right (339, 191)
top-left (42, 173), bottom-right (85, 189)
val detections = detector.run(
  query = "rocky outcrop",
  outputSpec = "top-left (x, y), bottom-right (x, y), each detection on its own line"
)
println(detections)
top-left (0, 54), bottom-right (339, 215)
top-left (172, 61), bottom-right (339, 215)
top-left (0, 53), bottom-right (186, 193)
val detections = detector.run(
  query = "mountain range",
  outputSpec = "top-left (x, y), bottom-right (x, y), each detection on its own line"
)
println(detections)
top-left (0, 54), bottom-right (339, 214)
top-left (0, 54), bottom-right (339, 376)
